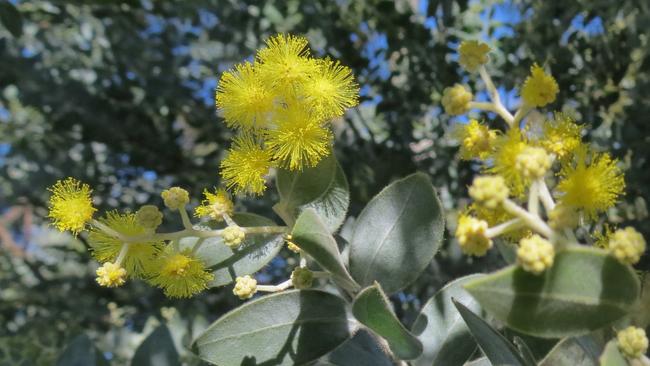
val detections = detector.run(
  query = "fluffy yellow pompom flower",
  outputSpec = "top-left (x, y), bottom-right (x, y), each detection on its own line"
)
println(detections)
top-left (454, 119), bottom-right (497, 160)
top-left (302, 59), bottom-right (359, 118)
top-left (148, 249), bottom-right (213, 298)
top-left (88, 211), bottom-right (163, 278)
top-left (469, 175), bottom-right (510, 209)
top-left (441, 84), bottom-right (473, 115)
top-left (455, 214), bottom-right (492, 256)
top-left (487, 128), bottom-right (531, 197)
top-left (96, 262), bottom-right (127, 288)
top-left (216, 61), bottom-right (276, 130)
top-left (220, 133), bottom-right (273, 195)
top-left (607, 227), bottom-right (646, 265)
top-left (515, 146), bottom-right (551, 180)
top-left (233, 275), bottom-right (257, 300)
top-left (458, 40), bottom-right (490, 72)
top-left (557, 151), bottom-right (625, 219)
top-left (517, 235), bottom-right (554, 275)
top-left (194, 188), bottom-right (234, 222)
top-left (521, 64), bottom-right (559, 107)
top-left (47, 177), bottom-right (96, 235)
top-left (265, 105), bottom-right (333, 170)
top-left (617, 326), bottom-right (649, 360)
top-left (257, 33), bottom-right (318, 95)
top-left (540, 114), bottom-right (582, 159)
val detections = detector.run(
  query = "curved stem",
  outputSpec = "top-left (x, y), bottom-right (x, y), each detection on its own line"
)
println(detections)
top-left (528, 181), bottom-right (540, 217)
top-left (257, 279), bottom-right (293, 292)
top-left (479, 65), bottom-right (514, 126)
top-left (91, 220), bottom-right (287, 244)
top-left (538, 180), bottom-right (556, 212)
top-left (503, 199), bottom-right (553, 238)
top-left (115, 243), bottom-right (130, 265)
top-left (486, 218), bottom-right (525, 238)
top-left (178, 205), bottom-right (193, 230)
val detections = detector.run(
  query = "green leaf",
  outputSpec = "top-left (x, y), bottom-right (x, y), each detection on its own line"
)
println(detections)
top-left (274, 155), bottom-right (350, 232)
top-left (452, 299), bottom-right (530, 366)
top-left (56, 334), bottom-right (107, 366)
top-left (411, 275), bottom-right (484, 366)
top-left (539, 336), bottom-right (603, 366)
top-left (349, 173), bottom-right (444, 294)
top-left (599, 340), bottom-right (627, 366)
top-left (315, 329), bottom-right (395, 366)
top-left (464, 247), bottom-right (640, 338)
top-left (180, 213), bottom-right (285, 287)
top-left (193, 290), bottom-right (354, 366)
top-left (0, 2), bottom-right (22, 38)
top-left (352, 283), bottom-right (423, 360)
top-left (131, 325), bottom-right (180, 366)
top-left (291, 209), bottom-right (359, 292)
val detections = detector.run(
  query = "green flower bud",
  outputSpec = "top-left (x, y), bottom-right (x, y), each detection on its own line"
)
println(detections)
top-left (135, 205), bottom-right (163, 229)
top-left (290, 267), bottom-right (314, 289)
top-left (161, 187), bottom-right (189, 210)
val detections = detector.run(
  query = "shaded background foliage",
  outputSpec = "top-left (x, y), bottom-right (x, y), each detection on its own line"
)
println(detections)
top-left (1, 0), bottom-right (649, 364)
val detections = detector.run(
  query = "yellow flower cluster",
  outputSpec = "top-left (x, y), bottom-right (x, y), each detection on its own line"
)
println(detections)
top-left (96, 262), bottom-right (127, 288)
top-left (607, 227), bottom-right (646, 265)
top-left (521, 64), bottom-right (559, 107)
top-left (469, 175), bottom-right (509, 209)
top-left (617, 326), bottom-right (649, 359)
top-left (216, 34), bottom-right (359, 195)
top-left (233, 275), bottom-right (258, 300)
top-left (47, 177), bottom-right (96, 235)
top-left (47, 179), bottom-right (219, 298)
top-left (454, 119), bottom-right (497, 160)
top-left (516, 235), bottom-right (554, 275)
top-left (442, 84), bottom-right (473, 115)
top-left (458, 40), bottom-right (491, 72)
top-left (148, 249), bottom-right (214, 298)
top-left (222, 225), bottom-right (246, 248)
top-left (445, 42), bottom-right (635, 273)
top-left (194, 188), bottom-right (234, 222)
top-left (455, 214), bottom-right (492, 256)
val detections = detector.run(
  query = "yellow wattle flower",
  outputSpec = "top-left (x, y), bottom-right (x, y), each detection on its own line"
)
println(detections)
top-left (194, 188), bottom-right (234, 222)
top-left (220, 133), bottom-right (273, 195)
top-left (302, 58), bottom-right (359, 118)
top-left (88, 211), bottom-right (163, 278)
top-left (256, 33), bottom-right (318, 95)
top-left (486, 128), bottom-right (531, 197)
top-left (454, 119), bottom-right (497, 160)
top-left (265, 104), bottom-right (333, 170)
top-left (96, 262), bottom-right (127, 288)
top-left (47, 177), bottom-right (96, 235)
top-left (148, 249), bottom-right (213, 298)
top-left (455, 214), bottom-right (492, 256)
top-left (521, 63), bottom-right (559, 107)
top-left (216, 61), bottom-right (276, 130)
top-left (556, 151), bottom-right (625, 219)
top-left (540, 113), bottom-right (583, 159)
top-left (458, 40), bottom-right (491, 72)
